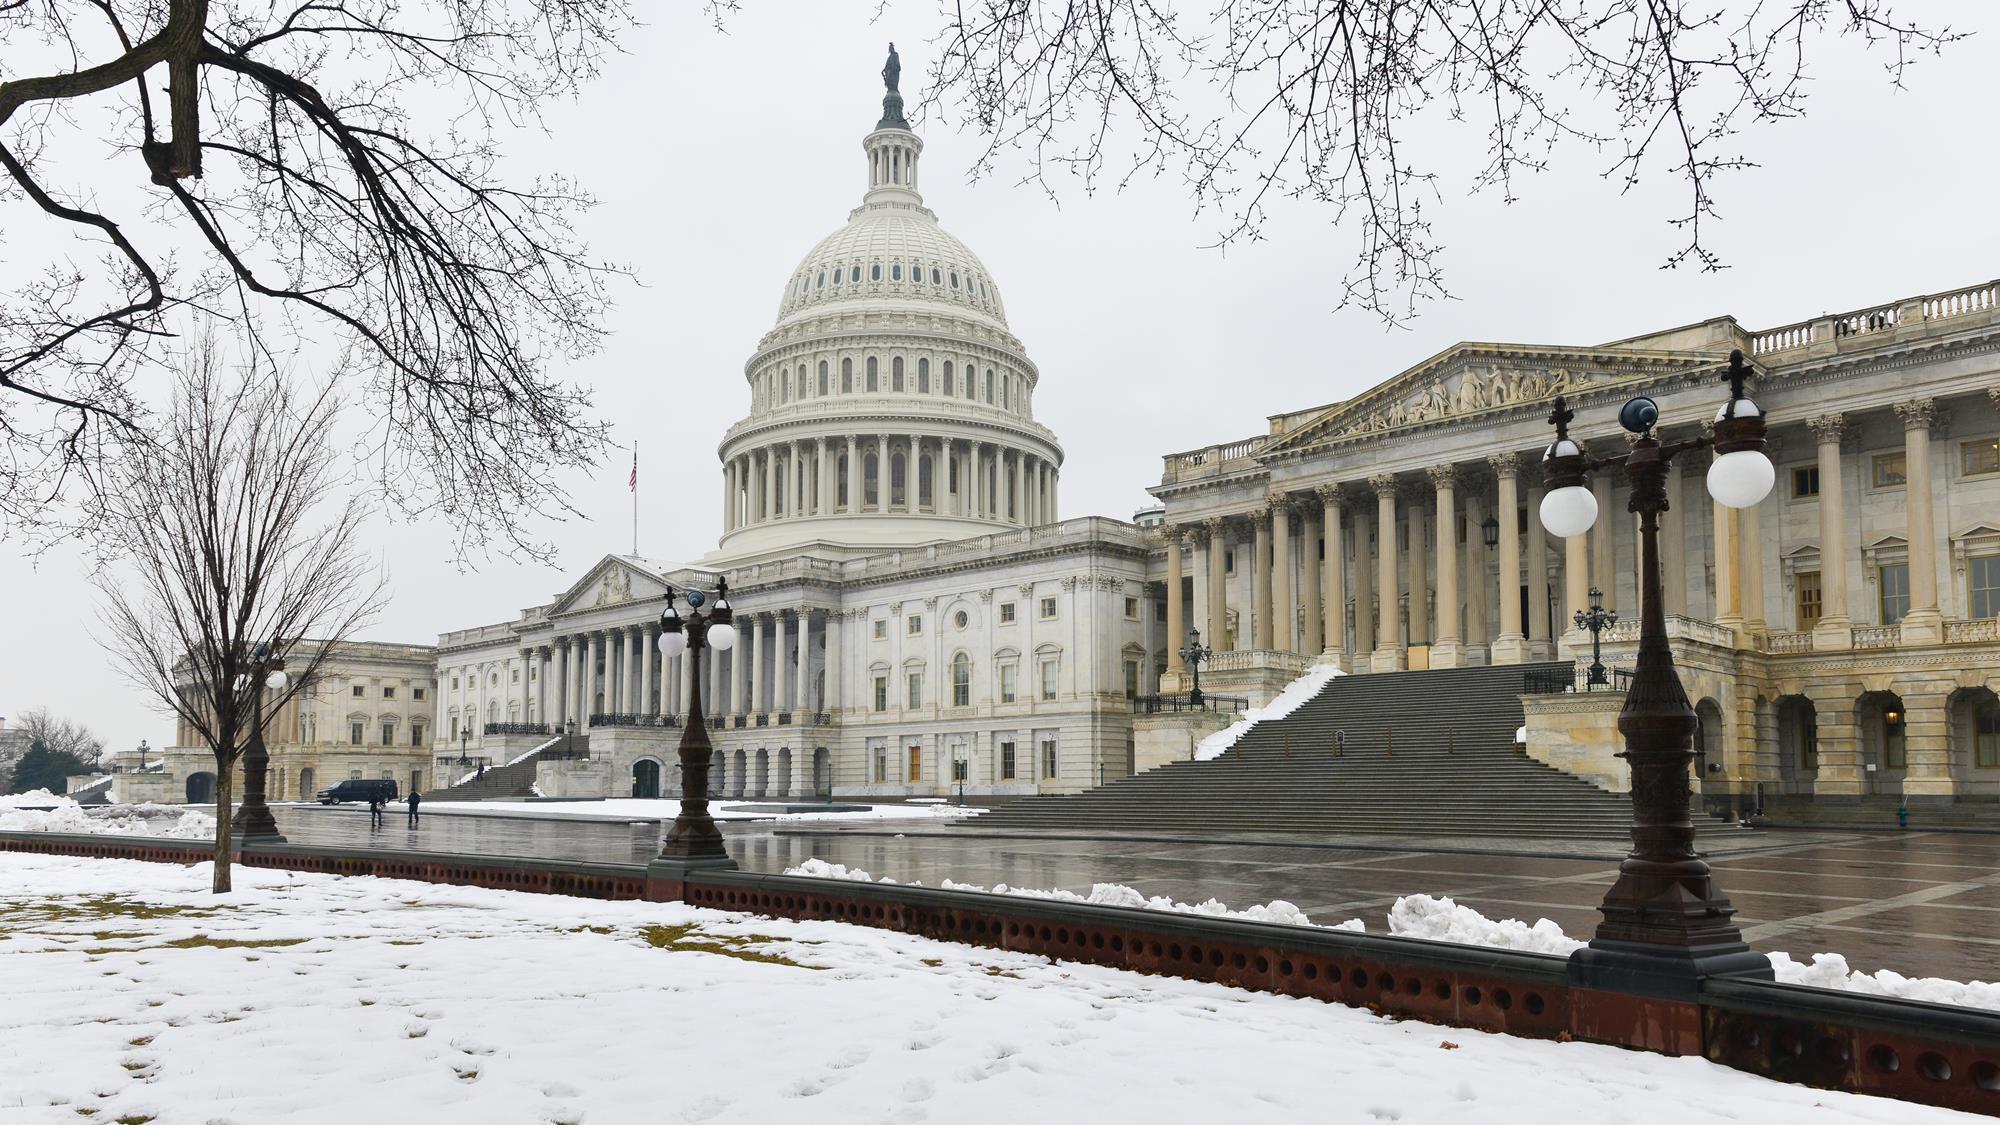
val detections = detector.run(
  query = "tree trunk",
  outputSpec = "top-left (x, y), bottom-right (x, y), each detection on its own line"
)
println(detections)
top-left (212, 755), bottom-right (234, 893)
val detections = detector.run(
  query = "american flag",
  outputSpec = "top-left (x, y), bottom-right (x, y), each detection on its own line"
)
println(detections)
top-left (628, 448), bottom-right (637, 492)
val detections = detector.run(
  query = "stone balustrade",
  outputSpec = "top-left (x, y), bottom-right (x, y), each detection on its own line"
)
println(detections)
top-left (1852, 624), bottom-right (1900, 650)
top-left (1764, 631), bottom-right (1813, 654)
top-left (1749, 277), bottom-right (1999, 358)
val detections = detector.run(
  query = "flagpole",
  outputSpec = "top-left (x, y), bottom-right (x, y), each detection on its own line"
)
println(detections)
top-left (630, 441), bottom-right (638, 556)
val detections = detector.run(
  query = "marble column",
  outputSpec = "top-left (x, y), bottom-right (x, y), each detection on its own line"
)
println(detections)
top-left (1352, 496), bottom-right (1375, 657)
top-left (845, 435), bottom-right (860, 512)
top-left (751, 613), bottom-right (767, 715)
top-left (1526, 483), bottom-right (1551, 658)
top-left (1251, 508), bottom-right (1274, 650)
top-left (928, 440), bottom-right (944, 514)
top-left (1371, 474), bottom-right (1402, 671)
top-left (726, 627), bottom-right (744, 719)
top-left (1404, 484), bottom-right (1429, 648)
top-left (1301, 505), bottom-right (1323, 656)
top-left (876, 436), bottom-right (890, 514)
top-left (1807, 414), bottom-right (1853, 649)
top-left (678, 646), bottom-right (693, 714)
top-left (817, 438), bottom-right (833, 516)
top-left (775, 611), bottom-right (791, 715)
top-left (1561, 530), bottom-right (1590, 659)
top-left (1589, 474), bottom-right (1615, 613)
top-left (1739, 490), bottom-right (1767, 643)
top-left (1319, 486), bottom-right (1346, 663)
top-left (1896, 398), bottom-right (1944, 644)
top-left (763, 448), bottom-right (778, 522)
top-left (1490, 453), bottom-right (1528, 664)
top-left (1204, 518), bottom-right (1229, 648)
top-left (1662, 467), bottom-right (1688, 617)
top-left (824, 612), bottom-right (842, 717)
top-left (1166, 528), bottom-right (1186, 671)
top-left (585, 630), bottom-right (602, 727)
top-left (1428, 466), bottom-right (1462, 667)
top-left (723, 461), bottom-right (736, 533)
top-left (1712, 484), bottom-right (1742, 632)
top-left (609, 632), bottom-right (625, 713)
top-left (519, 648), bottom-right (533, 721)
top-left (538, 647), bottom-right (552, 727)
top-left (1464, 494), bottom-right (1489, 658)
top-left (1012, 452), bottom-right (1025, 524)
top-left (1268, 498), bottom-right (1291, 652)
top-left (906, 435), bottom-right (920, 513)
top-left (554, 640), bottom-right (569, 727)
top-left (638, 624), bottom-right (654, 715)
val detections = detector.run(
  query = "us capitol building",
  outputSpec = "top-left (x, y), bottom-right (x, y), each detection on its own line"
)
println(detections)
top-left (430, 61), bottom-right (1161, 801)
top-left (144, 52), bottom-right (2000, 817)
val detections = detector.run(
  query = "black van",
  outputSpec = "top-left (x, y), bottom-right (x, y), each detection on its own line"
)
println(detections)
top-left (317, 778), bottom-right (400, 805)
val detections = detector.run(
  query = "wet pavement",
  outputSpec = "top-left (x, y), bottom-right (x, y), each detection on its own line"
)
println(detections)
top-left (262, 805), bottom-right (2000, 982)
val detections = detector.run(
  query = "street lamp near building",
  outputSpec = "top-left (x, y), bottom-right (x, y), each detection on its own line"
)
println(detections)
top-left (653, 578), bottom-right (739, 874)
top-left (1574, 586), bottom-right (1618, 688)
top-left (231, 642), bottom-right (289, 842)
top-left (1179, 628), bottom-right (1213, 707)
top-left (1537, 349), bottom-right (1777, 996)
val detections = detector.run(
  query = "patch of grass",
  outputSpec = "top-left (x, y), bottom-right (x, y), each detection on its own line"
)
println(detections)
top-left (566, 925), bottom-right (614, 935)
top-left (127, 1037), bottom-right (152, 1048)
top-left (920, 958), bottom-right (944, 967)
top-left (113, 1116), bottom-right (154, 1124)
top-left (983, 966), bottom-right (1024, 979)
top-left (636, 925), bottom-right (820, 969)
top-left (159, 935), bottom-right (305, 951)
top-left (385, 940), bottom-right (422, 946)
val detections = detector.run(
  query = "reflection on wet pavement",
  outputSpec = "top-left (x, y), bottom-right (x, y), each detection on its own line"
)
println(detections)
top-left (264, 805), bottom-right (2000, 982)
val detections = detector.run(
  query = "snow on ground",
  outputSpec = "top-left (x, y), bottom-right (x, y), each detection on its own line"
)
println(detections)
top-left (0, 854), bottom-right (1966, 1125)
top-left (0, 788), bottom-right (77, 809)
top-left (0, 801), bottom-right (216, 840)
top-left (1194, 664), bottom-right (1344, 761)
top-left (788, 864), bottom-right (2000, 1014)
top-left (418, 797), bottom-right (986, 822)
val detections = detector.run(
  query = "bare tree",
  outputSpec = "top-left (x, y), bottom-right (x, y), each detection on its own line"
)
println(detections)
top-left (95, 339), bottom-right (385, 892)
top-left (11, 707), bottom-right (108, 768)
top-left (0, 1), bottom-right (636, 561)
top-left (923, 1), bottom-right (1960, 323)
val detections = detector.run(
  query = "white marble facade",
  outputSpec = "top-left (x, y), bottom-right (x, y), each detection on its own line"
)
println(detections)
top-left (433, 77), bottom-right (1163, 799)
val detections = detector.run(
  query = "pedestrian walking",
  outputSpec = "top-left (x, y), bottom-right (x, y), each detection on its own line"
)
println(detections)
top-left (407, 790), bottom-right (423, 827)
top-left (368, 793), bottom-right (384, 828)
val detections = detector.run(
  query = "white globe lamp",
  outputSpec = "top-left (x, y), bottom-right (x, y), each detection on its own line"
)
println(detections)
top-left (657, 629), bottom-right (687, 658)
top-left (1707, 449), bottom-right (1776, 509)
top-left (708, 621), bottom-right (737, 652)
top-left (1540, 485), bottom-right (1599, 539)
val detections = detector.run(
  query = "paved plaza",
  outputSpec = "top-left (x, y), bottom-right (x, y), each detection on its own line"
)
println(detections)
top-left (263, 805), bottom-right (1999, 982)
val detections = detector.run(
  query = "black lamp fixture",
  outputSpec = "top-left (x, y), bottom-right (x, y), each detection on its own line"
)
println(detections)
top-left (1481, 513), bottom-right (1500, 549)
top-left (1178, 627), bottom-right (1213, 707)
top-left (652, 577), bottom-right (739, 877)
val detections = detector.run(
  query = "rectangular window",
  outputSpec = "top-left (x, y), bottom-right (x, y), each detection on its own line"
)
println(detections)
top-left (908, 745), bottom-right (922, 782)
top-left (1224, 550), bottom-right (1235, 574)
top-left (451, 677), bottom-right (459, 692)
top-left (380, 722), bottom-right (395, 746)
top-left (1965, 439), bottom-right (2000, 477)
top-left (1791, 465), bottom-right (1820, 498)
top-left (1000, 740), bottom-right (1017, 780)
top-left (1873, 452), bottom-right (1907, 489)
top-left (1123, 596), bottom-right (1139, 619)
top-left (873, 619), bottom-right (888, 640)
top-left (907, 672), bottom-right (923, 709)
top-left (412, 725), bottom-right (426, 747)
top-left (1041, 737), bottom-right (1058, 780)
top-left (510, 669), bottom-right (519, 683)
top-left (1879, 563), bottom-right (1911, 625)
top-left (1040, 660), bottom-right (1058, 701)
top-left (380, 770), bottom-right (394, 781)
top-left (352, 685), bottom-right (364, 698)
top-left (873, 744), bottom-right (887, 782)
top-left (449, 717), bottom-right (458, 739)
top-left (413, 687), bottom-right (426, 701)
top-left (872, 676), bottom-right (888, 713)
top-left (1884, 713), bottom-right (1907, 771)
top-left (999, 602), bottom-right (1016, 624)
top-left (907, 615), bottom-right (923, 635)
top-left (952, 661), bottom-right (970, 707)
top-left (1796, 570), bottom-right (1823, 632)
top-left (349, 721), bottom-right (364, 746)
top-left (382, 686), bottom-right (396, 699)
top-left (350, 769), bottom-right (363, 781)
top-left (1972, 556), bottom-right (2000, 619)
top-left (1123, 659), bottom-right (1140, 700)
top-left (1977, 705), bottom-right (2000, 769)
top-left (999, 664), bottom-right (1017, 704)
top-left (1039, 596), bottom-right (1057, 620)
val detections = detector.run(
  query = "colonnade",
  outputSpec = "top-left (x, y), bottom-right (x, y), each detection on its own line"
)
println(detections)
top-left (534, 610), bottom-right (844, 731)
top-left (722, 436), bottom-right (1057, 531)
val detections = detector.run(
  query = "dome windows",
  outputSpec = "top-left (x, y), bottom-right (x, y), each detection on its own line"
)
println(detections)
top-left (942, 360), bottom-right (954, 396)
top-left (818, 360), bottom-right (829, 396)
top-left (949, 272), bottom-right (960, 289)
top-left (892, 356), bottom-right (905, 392)
top-left (931, 268), bottom-right (941, 285)
top-left (870, 263), bottom-right (882, 281)
top-left (891, 263), bottom-right (902, 281)
top-left (917, 358), bottom-right (930, 393)
top-left (866, 356), bottom-right (879, 392)
top-left (841, 357), bottom-right (853, 393)
top-left (815, 271), bottom-right (824, 288)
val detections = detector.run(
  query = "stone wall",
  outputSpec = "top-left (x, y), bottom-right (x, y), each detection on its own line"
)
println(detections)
top-left (1520, 693), bottom-right (1627, 792)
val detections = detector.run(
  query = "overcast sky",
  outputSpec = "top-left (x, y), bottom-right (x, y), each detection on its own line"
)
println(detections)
top-left (5, 1), bottom-right (1997, 756)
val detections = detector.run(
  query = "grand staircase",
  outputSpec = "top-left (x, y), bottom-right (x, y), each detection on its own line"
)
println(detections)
top-left (425, 742), bottom-right (557, 802)
top-left (970, 662), bottom-right (1650, 840)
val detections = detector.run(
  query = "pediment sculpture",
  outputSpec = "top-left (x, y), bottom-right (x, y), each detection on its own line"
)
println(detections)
top-left (1333, 365), bottom-right (1598, 438)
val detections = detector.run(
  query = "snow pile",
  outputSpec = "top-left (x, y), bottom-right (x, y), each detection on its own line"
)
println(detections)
top-left (0, 788), bottom-right (78, 809)
top-left (1768, 951), bottom-right (2000, 1011)
top-left (789, 859), bottom-right (1361, 929)
top-left (1387, 895), bottom-right (1585, 955)
top-left (0, 802), bottom-right (217, 840)
top-left (1194, 665), bottom-right (1345, 761)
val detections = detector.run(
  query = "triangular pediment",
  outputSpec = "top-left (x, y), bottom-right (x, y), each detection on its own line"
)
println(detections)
top-left (1264, 343), bottom-right (1727, 456)
top-left (549, 555), bottom-right (672, 617)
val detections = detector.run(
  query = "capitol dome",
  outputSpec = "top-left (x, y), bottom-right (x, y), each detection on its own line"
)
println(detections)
top-left (713, 51), bottom-right (1064, 563)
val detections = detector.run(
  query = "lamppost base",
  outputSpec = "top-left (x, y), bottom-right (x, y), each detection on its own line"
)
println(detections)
top-left (230, 808), bottom-right (286, 843)
top-left (1567, 938), bottom-right (1772, 1001)
top-left (646, 855), bottom-right (739, 878)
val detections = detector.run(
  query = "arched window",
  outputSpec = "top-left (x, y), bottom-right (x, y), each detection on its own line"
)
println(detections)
top-left (952, 652), bottom-right (972, 707)
top-left (918, 453), bottom-right (933, 508)
top-left (918, 358), bottom-right (930, 393)
top-left (815, 271), bottom-right (824, 288)
top-left (984, 369), bottom-right (995, 402)
top-left (891, 263), bottom-right (902, 281)
top-left (866, 356), bottom-right (879, 392)
top-left (818, 360), bottom-right (829, 396)
top-left (832, 267), bottom-right (843, 284)
top-left (841, 357), bottom-right (853, 392)
top-left (950, 272), bottom-right (959, 289)
top-left (942, 361), bottom-right (954, 396)
top-left (931, 268), bottom-right (942, 285)
top-left (890, 451), bottom-right (907, 507)
top-left (966, 368), bottom-right (978, 400)
top-left (780, 370), bottom-right (790, 402)
top-left (864, 453), bottom-right (880, 506)
top-left (870, 263), bottom-right (882, 281)
top-left (999, 376), bottom-right (1008, 408)
top-left (892, 356), bottom-right (904, 392)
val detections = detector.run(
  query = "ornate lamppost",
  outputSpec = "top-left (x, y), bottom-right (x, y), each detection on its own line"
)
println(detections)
top-left (1574, 586), bottom-right (1618, 688)
top-left (231, 641), bottom-right (289, 842)
top-left (1179, 628), bottom-right (1213, 707)
top-left (456, 725), bottom-right (472, 767)
top-left (1538, 349), bottom-right (1776, 996)
top-left (651, 577), bottom-right (739, 875)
